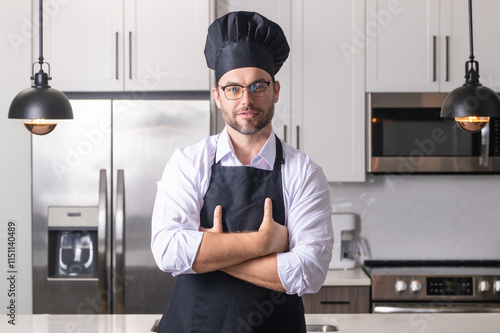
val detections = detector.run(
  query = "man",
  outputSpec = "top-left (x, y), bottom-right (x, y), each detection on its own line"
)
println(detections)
top-left (152, 11), bottom-right (333, 333)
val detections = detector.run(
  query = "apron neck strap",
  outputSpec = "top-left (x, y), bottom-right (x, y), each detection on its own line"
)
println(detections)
top-left (273, 134), bottom-right (285, 168)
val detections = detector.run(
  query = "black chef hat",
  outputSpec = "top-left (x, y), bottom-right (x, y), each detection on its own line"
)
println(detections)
top-left (204, 11), bottom-right (290, 83)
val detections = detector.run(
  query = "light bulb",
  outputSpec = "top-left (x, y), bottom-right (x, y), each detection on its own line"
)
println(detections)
top-left (454, 116), bottom-right (490, 133)
top-left (23, 119), bottom-right (58, 135)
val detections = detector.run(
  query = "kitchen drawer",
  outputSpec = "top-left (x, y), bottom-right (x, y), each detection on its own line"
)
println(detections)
top-left (302, 286), bottom-right (370, 314)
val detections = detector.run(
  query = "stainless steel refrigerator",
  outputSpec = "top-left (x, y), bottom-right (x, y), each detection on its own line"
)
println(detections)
top-left (32, 99), bottom-right (209, 314)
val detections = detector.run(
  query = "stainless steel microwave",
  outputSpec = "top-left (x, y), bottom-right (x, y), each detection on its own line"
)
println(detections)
top-left (367, 93), bottom-right (500, 174)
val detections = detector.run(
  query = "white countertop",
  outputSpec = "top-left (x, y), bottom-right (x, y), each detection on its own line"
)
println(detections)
top-left (308, 313), bottom-right (500, 332)
top-left (322, 267), bottom-right (371, 286)
top-left (3, 313), bottom-right (500, 332)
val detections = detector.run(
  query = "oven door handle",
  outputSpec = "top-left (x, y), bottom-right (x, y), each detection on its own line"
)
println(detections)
top-left (374, 305), bottom-right (500, 314)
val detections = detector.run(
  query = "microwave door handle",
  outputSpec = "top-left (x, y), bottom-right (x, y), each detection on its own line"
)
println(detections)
top-left (480, 122), bottom-right (490, 167)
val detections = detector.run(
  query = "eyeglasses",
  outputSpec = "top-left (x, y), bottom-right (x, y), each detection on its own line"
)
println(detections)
top-left (219, 81), bottom-right (271, 100)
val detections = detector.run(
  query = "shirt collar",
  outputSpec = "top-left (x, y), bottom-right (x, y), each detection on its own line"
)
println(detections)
top-left (216, 128), bottom-right (276, 168)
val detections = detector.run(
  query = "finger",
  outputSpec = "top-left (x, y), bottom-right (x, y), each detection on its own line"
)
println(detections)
top-left (213, 205), bottom-right (222, 221)
top-left (263, 198), bottom-right (272, 219)
top-left (213, 205), bottom-right (223, 232)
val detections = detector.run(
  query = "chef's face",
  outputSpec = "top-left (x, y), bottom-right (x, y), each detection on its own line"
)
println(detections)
top-left (213, 67), bottom-right (280, 135)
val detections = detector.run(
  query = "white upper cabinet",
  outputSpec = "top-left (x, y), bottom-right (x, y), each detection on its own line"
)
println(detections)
top-left (39, 0), bottom-right (123, 91)
top-left (216, 0), bottom-right (365, 182)
top-left (442, 0), bottom-right (500, 92)
top-left (216, 0), bottom-right (292, 145)
top-left (292, 0), bottom-right (366, 182)
top-left (366, 0), bottom-right (500, 93)
top-left (124, 0), bottom-right (209, 91)
top-left (39, 0), bottom-right (209, 91)
top-left (366, 0), bottom-right (440, 92)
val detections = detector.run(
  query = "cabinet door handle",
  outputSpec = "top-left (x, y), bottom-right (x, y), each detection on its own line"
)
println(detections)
top-left (283, 125), bottom-right (287, 143)
top-left (432, 35), bottom-right (437, 82)
top-left (320, 301), bottom-right (351, 305)
top-left (115, 32), bottom-right (119, 80)
top-left (445, 36), bottom-right (450, 81)
top-left (296, 125), bottom-right (300, 150)
top-left (129, 31), bottom-right (132, 79)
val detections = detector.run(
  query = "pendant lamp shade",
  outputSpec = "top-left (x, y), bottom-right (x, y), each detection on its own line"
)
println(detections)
top-left (9, 72), bottom-right (73, 120)
top-left (441, 85), bottom-right (500, 118)
top-left (440, 0), bottom-right (500, 133)
top-left (8, 0), bottom-right (73, 135)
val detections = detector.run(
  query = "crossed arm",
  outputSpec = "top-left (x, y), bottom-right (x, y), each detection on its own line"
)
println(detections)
top-left (151, 148), bottom-right (333, 296)
top-left (192, 198), bottom-right (288, 292)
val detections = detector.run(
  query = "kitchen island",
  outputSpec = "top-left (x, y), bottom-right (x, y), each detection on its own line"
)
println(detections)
top-left (3, 313), bottom-right (500, 332)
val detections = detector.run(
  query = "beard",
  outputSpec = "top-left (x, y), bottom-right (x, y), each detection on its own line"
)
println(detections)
top-left (221, 103), bottom-right (275, 135)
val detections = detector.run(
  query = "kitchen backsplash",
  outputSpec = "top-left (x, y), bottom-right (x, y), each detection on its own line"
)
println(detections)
top-left (330, 174), bottom-right (500, 261)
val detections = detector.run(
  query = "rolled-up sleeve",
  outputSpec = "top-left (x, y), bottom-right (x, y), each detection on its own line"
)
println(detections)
top-left (277, 164), bottom-right (333, 296)
top-left (151, 149), bottom-right (205, 276)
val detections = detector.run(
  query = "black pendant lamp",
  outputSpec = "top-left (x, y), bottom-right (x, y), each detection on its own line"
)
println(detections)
top-left (8, 0), bottom-right (73, 135)
top-left (441, 0), bottom-right (500, 133)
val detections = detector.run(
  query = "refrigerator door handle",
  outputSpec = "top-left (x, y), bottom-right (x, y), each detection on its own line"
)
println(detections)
top-left (97, 169), bottom-right (108, 314)
top-left (114, 169), bottom-right (125, 314)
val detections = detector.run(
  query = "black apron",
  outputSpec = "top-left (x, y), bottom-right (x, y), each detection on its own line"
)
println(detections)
top-left (157, 135), bottom-right (306, 333)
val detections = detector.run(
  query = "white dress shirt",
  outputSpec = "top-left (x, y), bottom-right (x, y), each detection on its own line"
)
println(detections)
top-left (151, 128), bottom-right (333, 296)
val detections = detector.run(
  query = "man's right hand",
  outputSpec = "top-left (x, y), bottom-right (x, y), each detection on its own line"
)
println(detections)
top-left (200, 205), bottom-right (223, 233)
top-left (258, 198), bottom-right (289, 254)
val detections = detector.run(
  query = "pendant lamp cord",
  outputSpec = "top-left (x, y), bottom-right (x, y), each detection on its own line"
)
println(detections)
top-left (468, 0), bottom-right (475, 64)
top-left (38, 0), bottom-right (44, 70)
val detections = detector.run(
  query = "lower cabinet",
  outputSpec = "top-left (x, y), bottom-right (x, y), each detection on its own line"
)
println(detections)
top-left (302, 286), bottom-right (370, 314)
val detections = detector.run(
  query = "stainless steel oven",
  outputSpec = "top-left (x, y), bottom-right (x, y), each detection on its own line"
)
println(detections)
top-left (367, 93), bottom-right (500, 174)
top-left (364, 261), bottom-right (500, 314)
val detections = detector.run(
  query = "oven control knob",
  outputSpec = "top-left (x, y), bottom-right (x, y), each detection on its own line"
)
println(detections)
top-left (410, 280), bottom-right (422, 293)
top-left (395, 280), bottom-right (407, 293)
top-left (479, 280), bottom-right (490, 293)
top-left (493, 280), bottom-right (500, 293)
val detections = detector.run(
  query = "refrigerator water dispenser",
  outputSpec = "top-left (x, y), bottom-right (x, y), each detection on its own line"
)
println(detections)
top-left (48, 206), bottom-right (98, 278)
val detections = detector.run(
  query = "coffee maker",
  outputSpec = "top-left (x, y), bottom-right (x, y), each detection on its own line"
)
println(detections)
top-left (329, 213), bottom-right (357, 269)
